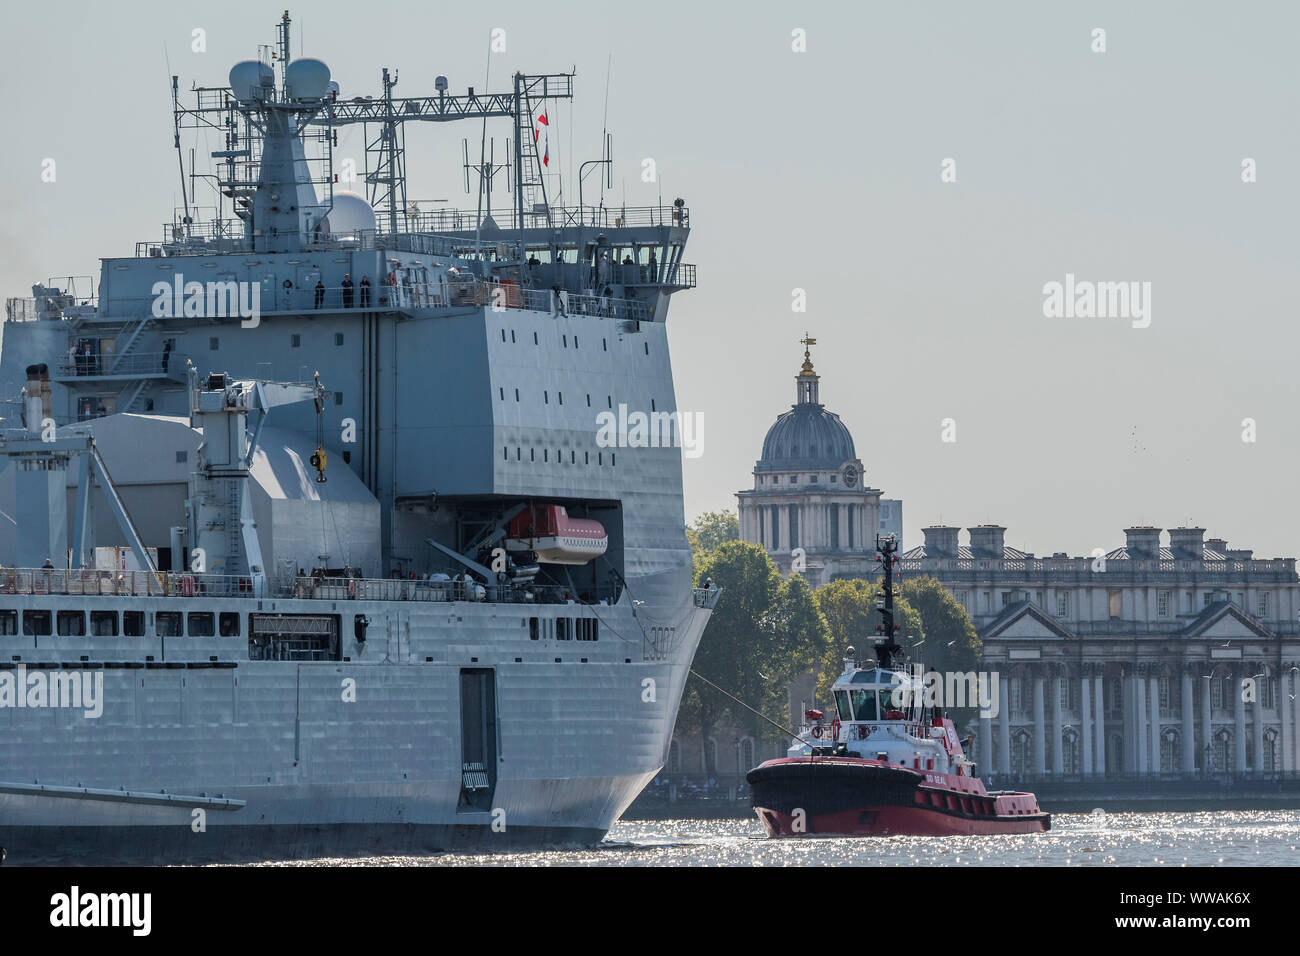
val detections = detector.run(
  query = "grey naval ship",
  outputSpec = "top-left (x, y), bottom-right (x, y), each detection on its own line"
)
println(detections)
top-left (0, 12), bottom-right (715, 862)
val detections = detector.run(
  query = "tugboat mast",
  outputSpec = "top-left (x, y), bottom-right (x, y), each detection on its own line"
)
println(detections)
top-left (874, 533), bottom-right (901, 670)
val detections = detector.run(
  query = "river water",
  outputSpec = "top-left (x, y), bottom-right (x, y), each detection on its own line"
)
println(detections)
top-left (274, 810), bottom-right (1300, 866)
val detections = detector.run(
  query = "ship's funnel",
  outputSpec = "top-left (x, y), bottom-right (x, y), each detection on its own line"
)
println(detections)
top-left (229, 60), bottom-right (275, 100)
top-left (286, 58), bottom-right (331, 100)
top-left (24, 363), bottom-right (49, 433)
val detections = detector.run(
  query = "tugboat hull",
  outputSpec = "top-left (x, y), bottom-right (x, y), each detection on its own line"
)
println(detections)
top-left (747, 758), bottom-right (1050, 837)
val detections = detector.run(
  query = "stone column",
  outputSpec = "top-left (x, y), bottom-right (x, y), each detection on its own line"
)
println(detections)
top-left (1081, 668), bottom-right (1093, 776)
top-left (1149, 674), bottom-right (1160, 774)
top-left (1253, 675), bottom-right (1265, 775)
top-left (1233, 666), bottom-right (1247, 774)
top-left (1050, 667), bottom-right (1064, 775)
top-left (1094, 674), bottom-right (1106, 777)
top-left (1134, 673), bottom-right (1147, 775)
top-left (1032, 671), bottom-right (1046, 776)
top-left (998, 684), bottom-right (1011, 776)
top-left (1281, 665), bottom-right (1291, 773)
top-left (1201, 674), bottom-right (1212, 775)
top-left (1181, 668), bottom-right (1195, 774)
top-left (778, 507), bottom-right (789, 555)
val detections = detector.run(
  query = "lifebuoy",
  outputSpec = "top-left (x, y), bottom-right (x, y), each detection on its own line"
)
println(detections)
top-left (810, 725), bottom-right (823, 739)
top-left (347, 579), bottom-right (357, 599)
top-left (858, 725), bottom-right (870, 740)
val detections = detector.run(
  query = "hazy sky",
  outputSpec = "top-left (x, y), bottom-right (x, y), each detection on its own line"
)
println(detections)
top-left (2, 1), bottom-right (1297, 559)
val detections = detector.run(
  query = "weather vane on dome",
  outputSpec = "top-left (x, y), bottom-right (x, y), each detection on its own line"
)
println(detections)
top-left (799, 332), bottom-right (817, 376)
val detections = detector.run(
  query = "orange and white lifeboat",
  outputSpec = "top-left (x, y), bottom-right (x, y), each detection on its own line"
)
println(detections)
top-left (505, 505), bottom-right (608, 565)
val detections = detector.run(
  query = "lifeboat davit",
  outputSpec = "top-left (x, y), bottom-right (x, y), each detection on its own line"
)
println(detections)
top-left (505, 505), bottom-right (608, 565)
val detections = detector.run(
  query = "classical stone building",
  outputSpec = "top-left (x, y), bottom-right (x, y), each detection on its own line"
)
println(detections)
top-left (736, 338), bottom-right (901, 589)
top-left (901, 525), bottom-right (1300, 778)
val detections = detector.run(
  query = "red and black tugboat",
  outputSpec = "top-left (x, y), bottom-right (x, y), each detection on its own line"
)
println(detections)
top-left (747, 535), bottom-right (1050, 838)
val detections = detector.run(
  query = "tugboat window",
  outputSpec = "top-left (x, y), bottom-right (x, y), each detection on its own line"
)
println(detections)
top-left (835, 690), bottom-right (853, 722)
top-left (851, 689), bottom-right (879, 721)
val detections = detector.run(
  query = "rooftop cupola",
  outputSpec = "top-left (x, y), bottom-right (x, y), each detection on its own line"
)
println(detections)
top-left (796, 333), bottom-right (820, 405)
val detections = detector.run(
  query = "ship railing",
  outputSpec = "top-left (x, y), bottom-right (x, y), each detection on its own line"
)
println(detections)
top-left (5, 298), bottom-right (39, 323)
top-left (394, 203), bottom-right (690, 233)
top-left (278, 576), bottom-right (590, 605)
top-left (53, 351), bottom-right (188, 380)
top-left (692, 587), bottom-right (722, 610)
top-left (0, 568), bottom-right (256, 598)
top-left (89, 280), bottom-right (650, 322)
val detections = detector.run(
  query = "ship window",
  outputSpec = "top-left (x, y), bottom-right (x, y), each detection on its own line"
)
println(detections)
top-left (187, 612), bottom-right (215, 637)
top-left (607, 396), bottom-right (612, 408)
top-left (570, 450), bottom-right (575, 463)
top-left (516, 447), bottom-right (521, 460)
top-left (586, 394), bottom-right (591, 407)
top-left (209, 337), bottom-right (219, 351)
top-left (503, 446), bottom-right (508, 461)
top-left (291, 334), bottom-right (301, 348)
top-left (585, 452), bottom-right (589, 464)
top-left (336, 333), bottom-right (344, 346)
top-left (644, 343), bottom-right (649, 355)
top-left (123, 611), bottom-right (145, 637)
top-left (515, 388), bottom-right (519, 401)
top-left (55, 610), bottom-right (85, 637)
top-left (501, 329), bottom-right (506, 342)
top-left (176, 450), bottom-right (188, 463)
top-left (530, 449), bottom-right (535, 461)
top-left (219, 612), bottom-right (240, 637)
top-left (0, 609), bottom-right (16, 635)
top-left (529, 617), bottom-right (539, 640)
top-left (835, 691), bottom-right (853, 722)
top-left (533, 332), bottom-right (538, 345)
top-left (851, 689), bottom-right (879, 722)
top-left (156, 611), bottom-right (182, 637)
top-left (544, 391), bottom-right (549, 404)
top-left (511, 331), bottom-right (516, 343)
top-left (558, 392), bottom-right (563, 405)
top-left (651, 398), bottom-right (656, 411)
top-left (22, 610), bottom-right (51, 637)
top-left (574, 336), bottom-right (579, 349)
top-left (90, 610), bottom-right (117, 636)
top-left (603, 338), bottom-right (607, 351)
top-left (335, 392), bottom-right (343, 406)
top-left (562, 334), bottom-right (567, 347)
top-left (499, 388), bottom-right (504, 400)
top-left (611, 453), bottom-right (616, 466)
top-left (556, 619), bottom-right (572, 640)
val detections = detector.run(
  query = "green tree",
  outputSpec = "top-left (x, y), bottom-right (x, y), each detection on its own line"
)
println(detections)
top-left (686, 510), bottom-right (739, 557)
top-left (813, 578), bottom-right (922, 701)
top-left (900, 575), bottom-right (980, 675)
top-left (675, 541), bottom-right (827, 775)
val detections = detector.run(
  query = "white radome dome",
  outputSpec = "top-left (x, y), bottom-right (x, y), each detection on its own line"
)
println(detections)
top-left (286, 58), bottom-right (331, 100)
top-left (229, 60), bottom-right (274, 100)
top-left (323, 191), bottom-right (377, 236)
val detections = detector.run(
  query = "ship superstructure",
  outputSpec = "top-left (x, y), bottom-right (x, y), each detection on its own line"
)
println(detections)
top-left (0, 12), bottom-right (714, 861)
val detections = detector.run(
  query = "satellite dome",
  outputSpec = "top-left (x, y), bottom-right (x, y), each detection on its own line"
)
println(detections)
top-left (286, 58), bottom-right (331, 100)
top-left (229, 60), bottom-right (274, 100)
top-left (323, 191), bottom-right (377, 236)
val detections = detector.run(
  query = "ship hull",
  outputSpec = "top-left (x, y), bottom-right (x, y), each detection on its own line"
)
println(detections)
top-left (747, 758), bottom-right (1050, 838)
top-left (0, 588), bottom-right (710, 864)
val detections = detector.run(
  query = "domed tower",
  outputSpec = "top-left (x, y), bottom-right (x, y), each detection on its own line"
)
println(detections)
top-left (736, 336), bottom-right (901, 587)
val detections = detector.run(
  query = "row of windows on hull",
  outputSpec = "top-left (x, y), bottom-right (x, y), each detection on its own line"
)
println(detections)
top-left (2, 608), bottom-right (238, 638)
top-left (497, 388), bottom-right (659, 412)
top-left (505, 446), bottom-right (616, 466)
top-left (500, 327), bottom-right (651, 358)
top-left (528, 616), bottom-right (598, 641)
